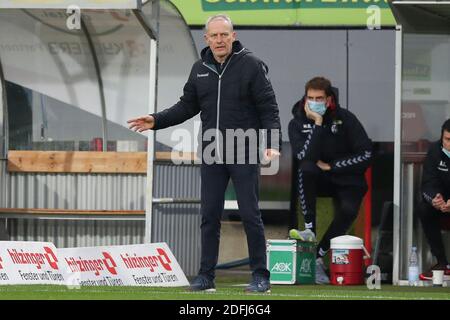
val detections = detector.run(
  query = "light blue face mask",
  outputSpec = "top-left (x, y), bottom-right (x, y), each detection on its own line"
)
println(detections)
top-left (307, 100), bottom-right (327, 116)
top-left (442, 147), bottom-right (450, 158)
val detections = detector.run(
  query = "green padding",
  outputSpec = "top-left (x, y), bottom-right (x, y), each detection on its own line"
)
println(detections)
top-left (202, 0), bottom-right (390, 10)
top-left (170, 0), bottom-right (396, 26)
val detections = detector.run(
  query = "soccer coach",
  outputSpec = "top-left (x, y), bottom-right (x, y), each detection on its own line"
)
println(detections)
top-left (128, 14), bottom-right (281, 293)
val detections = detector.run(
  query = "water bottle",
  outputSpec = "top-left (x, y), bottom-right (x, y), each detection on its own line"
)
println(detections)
top-left (408, 246), bottom-right (419, 286)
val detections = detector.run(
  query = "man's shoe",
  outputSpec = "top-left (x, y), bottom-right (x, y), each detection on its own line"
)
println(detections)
top-left (315, 258), bottom-right (330, 284)
top-left (419, 263), bottom-right (450, 281)
top-left (245, 275), bottom-right (271, 293)
top-left (289, 229), bottom-right (316, 242)
top-left (188, 275), bottom-right (216, 292)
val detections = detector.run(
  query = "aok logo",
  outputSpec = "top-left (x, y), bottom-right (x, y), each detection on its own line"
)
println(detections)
top-left (271, 262), bottom-right (292, 273)
top-left (299, 259), bottom-right (312, 273)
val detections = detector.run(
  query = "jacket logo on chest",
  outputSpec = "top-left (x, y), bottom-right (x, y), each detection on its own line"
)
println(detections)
top-left (331, 124), bottom-right (338, 134)
top-left (438, 160), bottom-right (448, 172)
top-left (302, 123), bottom-right (312, 133)
top-left (197, 73), bottom-right (209, 78)
top-left (331, 120), bottom-right (342, 134)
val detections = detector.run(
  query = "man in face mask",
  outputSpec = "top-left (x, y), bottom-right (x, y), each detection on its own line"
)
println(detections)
top-left (418, 119), bottom-right (450, 281)
top-left (287, 77), bottom-right (373, 284)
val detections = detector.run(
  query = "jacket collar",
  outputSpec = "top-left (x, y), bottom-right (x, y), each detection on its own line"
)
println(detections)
top-left (200, 40), bottom-right (246, 65)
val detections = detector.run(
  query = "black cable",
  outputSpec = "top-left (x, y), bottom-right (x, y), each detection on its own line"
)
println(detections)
top-left (216, 258), bottom-right (250, 270)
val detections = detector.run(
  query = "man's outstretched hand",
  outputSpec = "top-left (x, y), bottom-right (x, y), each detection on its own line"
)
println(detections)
top-left (128, 115), bottom-right (155, 132)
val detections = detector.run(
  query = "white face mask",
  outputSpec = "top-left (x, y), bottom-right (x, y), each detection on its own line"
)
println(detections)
top-left (442, 147), bottom-right (450, 159)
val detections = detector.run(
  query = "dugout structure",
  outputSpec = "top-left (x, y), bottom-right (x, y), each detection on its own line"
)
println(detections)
top-left (390, 1), bottom-right (450, 285)
top-left (0, 0), bottom-right (202, 276)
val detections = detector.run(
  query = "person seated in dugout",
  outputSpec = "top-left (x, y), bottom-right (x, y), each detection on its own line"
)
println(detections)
top-left (418, 119), bottom-right (450, 281)
top-left (288, 76), bottom-right (372, 284)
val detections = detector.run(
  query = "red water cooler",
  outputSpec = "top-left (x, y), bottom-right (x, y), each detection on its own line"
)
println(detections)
top-left (330, 235), bottom-right (370, 285)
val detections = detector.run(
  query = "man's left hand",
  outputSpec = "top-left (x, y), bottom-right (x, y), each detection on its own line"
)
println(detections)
top-left (264, 149), bottom-right (280, 162)
top-left (317, 160), bottom-right (331, 171)
top-left (440, 200), bottom-right (450, 213)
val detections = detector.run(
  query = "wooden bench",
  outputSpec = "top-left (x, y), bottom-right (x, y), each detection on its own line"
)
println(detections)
top-left (7, 150), bottom-right (198, 173)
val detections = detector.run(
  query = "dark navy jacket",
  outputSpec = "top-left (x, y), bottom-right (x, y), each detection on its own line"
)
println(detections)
top-left (151, 41), bottom-right (281, 161)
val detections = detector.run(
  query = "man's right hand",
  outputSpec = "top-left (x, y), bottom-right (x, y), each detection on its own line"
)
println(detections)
top-left (304, 102), bottom-right (323, 126)
top-left (127, 115), bottom-right (155, 132)
top-left (316, 160), bottom-right (331, 171)
top-left (432, 193), bottom-right (446, 211)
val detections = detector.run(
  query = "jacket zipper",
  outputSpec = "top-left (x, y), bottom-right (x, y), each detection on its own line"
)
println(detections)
top-left (202, 54), bottom-right (236, 163)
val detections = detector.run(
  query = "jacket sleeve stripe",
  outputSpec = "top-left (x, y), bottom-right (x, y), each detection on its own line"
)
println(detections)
top-left (422, 192), bottom-right (434, 204)
top-left (296, 125), bottom-right (315, 161)
top-left (334, 150), bottom-right (372, 168)
top-left (298, 169), bottom-right (308, 216)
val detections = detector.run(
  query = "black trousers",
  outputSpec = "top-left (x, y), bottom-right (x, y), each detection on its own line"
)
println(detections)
top-left (298, 161), bottom-right (367, 257)
top-left (418, 201), bottom-right (448, 265)
top-left (199, 163), bottom-right (269, 280)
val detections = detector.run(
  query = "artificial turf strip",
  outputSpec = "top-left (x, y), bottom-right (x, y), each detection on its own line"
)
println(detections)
top-left (0, 284), bottom-right (448, 300)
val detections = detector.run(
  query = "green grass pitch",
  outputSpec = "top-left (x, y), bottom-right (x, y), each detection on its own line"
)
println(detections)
top-left (0, 277), bottom-right (448, 300)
